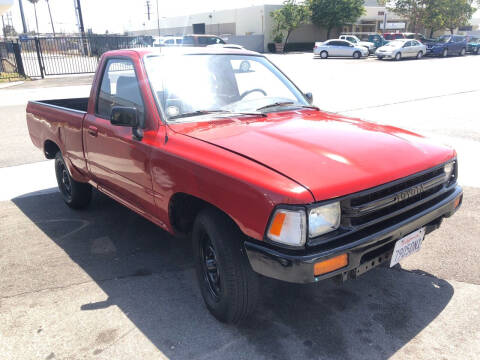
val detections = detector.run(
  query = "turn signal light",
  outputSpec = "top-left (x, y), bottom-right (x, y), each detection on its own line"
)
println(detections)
top-left (314, 253), bottom-right (348, 276)
top-left (454, 195), bottom-right (462, 209)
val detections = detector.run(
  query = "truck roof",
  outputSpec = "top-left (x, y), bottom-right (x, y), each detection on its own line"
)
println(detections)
top-left (103, 46), bottom-right (262, 58)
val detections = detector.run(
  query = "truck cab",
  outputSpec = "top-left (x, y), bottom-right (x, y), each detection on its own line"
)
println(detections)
top-left (26, 47), bottom-right (463, 324)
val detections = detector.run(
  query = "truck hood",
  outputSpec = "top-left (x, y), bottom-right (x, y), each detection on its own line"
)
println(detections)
top-left (168, 110), bottom-right (454, 201)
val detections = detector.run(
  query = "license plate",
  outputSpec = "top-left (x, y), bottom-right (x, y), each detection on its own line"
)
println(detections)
top-left (390, 228), bottom-right (425, 267)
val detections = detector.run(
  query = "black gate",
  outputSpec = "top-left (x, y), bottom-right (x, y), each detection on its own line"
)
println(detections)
top-left (2, 35), bottom-right (152, 79)
top-left (0, 41), bottom-right (26, 82)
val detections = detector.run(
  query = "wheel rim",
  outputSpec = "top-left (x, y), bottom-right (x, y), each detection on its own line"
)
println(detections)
top-left (58, 161), bottom-right (72, 199)
top-left (443, 49), bottom-right (447, 57)
top-left (417, 52), bottom-right (422, 59)
top-left (354, 52), bottom-right (359, 58)
top-left (461, 49), bottom-right (465, 56)
top-left (396, 53), bottom-right (401, 60)
top-left (201, 234), bottom-right (221, 300)
top-left (321, 52), bottom-right (327, 58)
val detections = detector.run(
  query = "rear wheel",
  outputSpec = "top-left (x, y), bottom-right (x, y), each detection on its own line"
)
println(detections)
top-left (416, 51), bottom-right (423, 59)
top-left (55, 152), bottom-right (91, 209)
top-left (353, 51), bottom-right (361, 59)
top-left (192, 208), bottom-right (259, 323)
top-left (394, 52), bottom-right (402, 61)
top-left (320, 50), bottom-right (328, 59)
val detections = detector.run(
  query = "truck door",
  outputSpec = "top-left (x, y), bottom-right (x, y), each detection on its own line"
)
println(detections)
top-left (84, 57), bottom-right (155, 213)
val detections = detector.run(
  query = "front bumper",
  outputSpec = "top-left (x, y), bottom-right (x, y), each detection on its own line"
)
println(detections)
top-left (245, 186), bottom-right (462, 284)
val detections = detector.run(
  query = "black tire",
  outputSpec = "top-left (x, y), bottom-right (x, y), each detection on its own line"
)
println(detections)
top-left (442, 48), bottom-right (448, 58)
top-left (394, 52), bottom-right (402, 61)
top-left (459, 48), bottom-right (466, 56)
top-left (55, 152), bottom-right (91, 209)
top-left (353, 51), bottom-right (361, 59)
top-left (192, 208), bottom-right (259, 323)
top-left (320, 50), bottom-right (328, 59)
top-left (475, 48), bottom-right (479, 55)
top-left (416, 51), bottom-right (423, 59)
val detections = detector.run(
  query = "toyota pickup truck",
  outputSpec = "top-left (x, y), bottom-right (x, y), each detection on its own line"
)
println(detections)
top-left (26, 47), bottom-right (463, 324)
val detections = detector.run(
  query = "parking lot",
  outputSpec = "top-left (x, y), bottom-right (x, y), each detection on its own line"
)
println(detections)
top-left (1, 53), bottom-right (479, 359)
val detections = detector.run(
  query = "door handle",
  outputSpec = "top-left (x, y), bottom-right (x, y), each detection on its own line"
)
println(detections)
top-left (87, 125), bottom-right (98, 137)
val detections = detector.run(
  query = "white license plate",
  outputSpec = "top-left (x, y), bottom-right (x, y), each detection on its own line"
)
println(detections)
top-left (390, 228), bottom-right (425, 267)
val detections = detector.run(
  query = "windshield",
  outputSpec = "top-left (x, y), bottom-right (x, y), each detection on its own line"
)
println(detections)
top-left (144, 54), bottom-right (308, 121)
top-left (385, 40), bottom-right (403, 48)
top-left (437, 35), bottom-right (451, 43)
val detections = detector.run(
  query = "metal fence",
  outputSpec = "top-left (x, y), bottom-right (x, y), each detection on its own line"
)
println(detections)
top-left (0, 41), bottom-right (25, 82)
top-left (0, 35), bottom-right (151, 80)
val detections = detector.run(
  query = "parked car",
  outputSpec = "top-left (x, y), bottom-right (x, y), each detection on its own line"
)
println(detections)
top-left (467, 37), bottom-right (480, 54)
top-left (314, 39), bottom-right (369, 59)
top-left (426, 35), bottom-right (467, 57)
top-left (182, 34), bottom-right (226, 46)
top-left (26, 47), bottom-right (462, 324)
top-left (383, 33), bottom-right (405, 41)
top-left (403, 32), bottom-right (428, 43)
top-left (339, 35), bottom-right (375, 53)
top-left (341, 32), bottom-right (388, 49)
top-left (376, 39), bottom-right (427, 60)
top-left (162, 36), bottom-right (183, 46)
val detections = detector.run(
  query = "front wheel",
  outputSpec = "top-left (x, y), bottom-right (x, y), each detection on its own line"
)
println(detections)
top-left (55, 152), bottom-right (91, 209)
top-left (475, 48), bottom-right (479, 55)
top-left (353, 51), bottom-right (361, 59)
top-left (416, 51), bottom-right (423, 59)
top-left (394, 52), bottom-right (402, 61)
top-left (459, 48), bottom-right (466, 56)
top-left (192, 208), bottom-right (259, 323)
top-left (442, 49), bottom-right (448, 57)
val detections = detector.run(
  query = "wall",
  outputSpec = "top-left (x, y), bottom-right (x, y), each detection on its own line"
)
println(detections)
top-left (223, 34), bottom-right (265, 53)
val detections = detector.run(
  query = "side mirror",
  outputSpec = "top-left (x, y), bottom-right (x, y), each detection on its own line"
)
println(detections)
top-left (305, 92), bottom-right (313, 105)
top-left (110, 106), bottom-right (143, 140)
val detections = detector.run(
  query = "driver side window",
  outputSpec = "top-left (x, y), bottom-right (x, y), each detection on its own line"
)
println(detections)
top-left (96, 59), bottom-right (144, 119)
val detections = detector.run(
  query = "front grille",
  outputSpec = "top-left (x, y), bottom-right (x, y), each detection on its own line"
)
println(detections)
top-left (342, 164), bottom-right (454, 229)
top-left (308, 161), bottom-right (456, 248)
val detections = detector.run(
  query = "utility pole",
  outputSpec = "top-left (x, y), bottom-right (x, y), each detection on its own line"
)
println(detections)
top-left (1, 15), bottom-right (6, 39)
top-left (156, 0), bottom-right (160, 37)
top-left (146, 0), bottom-right (151, 21)
top-left (74, 0), bottom-right (88, 55)
top-left (18, 0), bottom-right (28, 34)
top-left (46, 0), bottom-right (55, 37)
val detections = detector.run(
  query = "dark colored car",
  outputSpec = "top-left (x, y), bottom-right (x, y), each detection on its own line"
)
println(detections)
top-left (384, 33), bottom-right (405, 41)
top-left (182, 34), bottom-right (226, 47)
top-left (426, 35), bottom-right (467, 57)
top-left (467, 37), bottom-right (480, 54)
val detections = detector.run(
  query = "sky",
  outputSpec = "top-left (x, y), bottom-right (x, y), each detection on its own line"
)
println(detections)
top-left (3, 0), bottom-right (283, 35)
top-left (2, 0), bottom-right (479, 35)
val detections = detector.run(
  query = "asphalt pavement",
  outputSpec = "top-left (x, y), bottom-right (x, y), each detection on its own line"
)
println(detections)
top-left (0, 54), bottom-right (479, 360)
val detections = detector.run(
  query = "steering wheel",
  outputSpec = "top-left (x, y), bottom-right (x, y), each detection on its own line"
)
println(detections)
top-left (239, 88), bottom-right (267, 100)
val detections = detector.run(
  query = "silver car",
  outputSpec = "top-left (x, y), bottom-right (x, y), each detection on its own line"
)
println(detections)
top-left (376, 39), bottom-right (427, 60)
top-left (314, 39), bottom-right (369, 59)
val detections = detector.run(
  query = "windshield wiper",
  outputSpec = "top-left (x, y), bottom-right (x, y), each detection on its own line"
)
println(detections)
top-left (169, 109), bottom-right (266, 120)
top-left (256, 102), bottom-right (319, 111)
top-left (169, 110), bottom-right (227, 120)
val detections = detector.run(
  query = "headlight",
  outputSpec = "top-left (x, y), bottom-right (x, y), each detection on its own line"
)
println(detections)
top-left (308, 202), bottom-right (341, 238)
top-left (444, 161), bottom-right (455, 181)
top-left (267, 209), bottom-right (306, 247)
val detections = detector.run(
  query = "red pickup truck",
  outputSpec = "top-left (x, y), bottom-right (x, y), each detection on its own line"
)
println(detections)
top-left (27, 47), bottom-right (462, 323)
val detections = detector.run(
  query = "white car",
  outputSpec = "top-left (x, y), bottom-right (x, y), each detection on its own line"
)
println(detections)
top-left (376, 39), bottom-right (427, 60)
top-left (339, 35), bottom-right (375, 53)
top-left (314, 39), bottom-right (369, 59)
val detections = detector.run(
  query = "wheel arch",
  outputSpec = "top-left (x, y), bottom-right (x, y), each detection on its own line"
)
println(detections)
top-left (168, 192), bottom-right (242, 237)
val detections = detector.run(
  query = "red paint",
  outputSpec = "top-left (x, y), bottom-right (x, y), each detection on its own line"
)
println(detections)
top-left (26, 48), bottom-right (456, 241)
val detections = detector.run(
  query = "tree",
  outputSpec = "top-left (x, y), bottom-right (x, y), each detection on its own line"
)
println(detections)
top-left (422, 0), bottom-right (446, 38)
top-left (271, 0), bottom-right (310, 47)
top-left (382, 0), bottom-right (427, 33)
top-left (443, 0), bottom-right (476, 33)
top-left (45, 0), bottom-right (55, 36)
top-left (308, 0), bottom-right (365, 39)
top-left (27, 0), bottom-right (40, 34)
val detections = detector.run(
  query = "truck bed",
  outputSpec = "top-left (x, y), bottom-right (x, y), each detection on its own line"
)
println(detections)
top-left (32, 97), bottom-right (89, 113)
